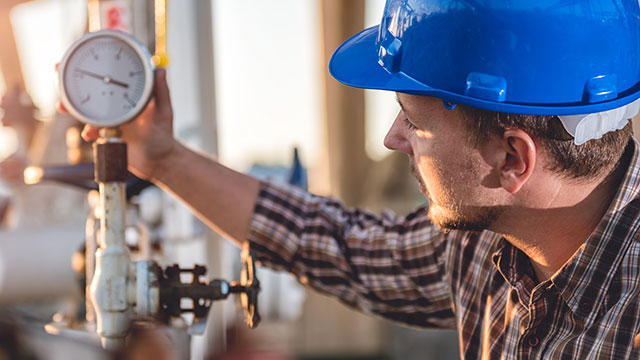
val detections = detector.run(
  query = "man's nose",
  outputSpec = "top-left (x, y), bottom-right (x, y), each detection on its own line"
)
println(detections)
top-left (383, 112), bottom-right (413, 155)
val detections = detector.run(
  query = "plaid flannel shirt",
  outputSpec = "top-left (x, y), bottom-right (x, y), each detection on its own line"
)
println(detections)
top-left (247, 140), bottom-right (640, 359)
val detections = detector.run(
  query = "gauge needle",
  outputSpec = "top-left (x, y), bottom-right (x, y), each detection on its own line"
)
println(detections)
top-left (77, 69), bottom-right (129, 89)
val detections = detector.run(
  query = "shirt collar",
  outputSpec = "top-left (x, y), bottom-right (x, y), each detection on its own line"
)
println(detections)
top-left (492, 240), bottom-right (538, 304)
top-left (550, 139), bottom-right (640, 321)
top-left (492, 139), bottom-right (640, 322)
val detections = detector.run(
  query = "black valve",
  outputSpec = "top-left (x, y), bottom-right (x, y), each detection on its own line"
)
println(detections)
top-left (157, 264), bottom-right (228, 320)
top-left (156, 242), bottom-right (261, 328)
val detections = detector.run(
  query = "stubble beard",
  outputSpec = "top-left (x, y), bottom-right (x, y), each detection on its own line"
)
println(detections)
top-left (410, 162), bottom-right (503, 232)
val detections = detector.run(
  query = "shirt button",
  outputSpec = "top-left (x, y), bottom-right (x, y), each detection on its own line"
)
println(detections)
top-left (580, 302), bottom-right (592, 313)
top-left (528, 335), bottom-right (539, 347)
top-left (511, 292), bottom-right (519, 302)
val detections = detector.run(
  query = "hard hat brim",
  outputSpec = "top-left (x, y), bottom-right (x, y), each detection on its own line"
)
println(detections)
top-left (329, 26), bottom-right (640, 116)
top-left (329, 27), bottom-right (428, 94)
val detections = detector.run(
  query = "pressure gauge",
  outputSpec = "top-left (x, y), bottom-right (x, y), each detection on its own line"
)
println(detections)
top-left (59, 30), bottom-right (154, 128)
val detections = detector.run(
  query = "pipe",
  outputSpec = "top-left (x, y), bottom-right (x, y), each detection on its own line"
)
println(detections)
top-left (0, 223), bottom-right (84, 303)
top-left (89, 132), bottom-right (132, 350)
top-left (90, 181), bottom-right (131, 350)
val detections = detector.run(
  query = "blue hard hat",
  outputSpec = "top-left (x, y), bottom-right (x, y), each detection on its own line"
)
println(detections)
top-left (329, 0), bottom-right (640, 115)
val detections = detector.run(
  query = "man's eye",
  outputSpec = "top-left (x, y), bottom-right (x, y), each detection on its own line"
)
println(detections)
top-left (404, 118), bottom-right (418, 130)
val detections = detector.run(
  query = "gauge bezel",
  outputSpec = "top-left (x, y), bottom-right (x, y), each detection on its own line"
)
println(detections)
top-left (59, 30), bottom-right (155, 128)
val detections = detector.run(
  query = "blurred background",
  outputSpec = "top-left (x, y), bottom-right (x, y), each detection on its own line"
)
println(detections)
top-left (0, 0), bottom-right (574, 359)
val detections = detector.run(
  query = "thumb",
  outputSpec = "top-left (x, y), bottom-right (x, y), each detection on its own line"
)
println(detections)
top-left (153, 68), bottom-right (172, 114)
top-left (81, 125), bottom-right (100, 142)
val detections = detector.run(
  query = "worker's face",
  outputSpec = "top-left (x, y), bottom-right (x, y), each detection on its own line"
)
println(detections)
top-left (384, 93), bottom-right (503, 231)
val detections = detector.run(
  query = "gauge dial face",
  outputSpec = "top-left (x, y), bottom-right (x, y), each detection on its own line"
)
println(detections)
top-left (60, 31), bottom-right (154, 128)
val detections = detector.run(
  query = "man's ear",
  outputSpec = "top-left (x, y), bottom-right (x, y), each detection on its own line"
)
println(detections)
top-left (498, 129), bottom-right (536, 193)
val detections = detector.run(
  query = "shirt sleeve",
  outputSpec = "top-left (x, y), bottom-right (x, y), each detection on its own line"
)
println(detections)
top-left (247, 180), bottom-right (456, 329)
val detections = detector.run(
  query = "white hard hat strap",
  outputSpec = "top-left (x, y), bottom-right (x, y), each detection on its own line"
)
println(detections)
top-left (558, 99), bottom-right (640, 145)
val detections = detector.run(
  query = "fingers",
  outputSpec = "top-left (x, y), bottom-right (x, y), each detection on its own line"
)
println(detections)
top-left (56, 100), bottom-right (69, 114)
top-left (81, 125), bottom-right (99, 142)
top-left (153, 69), bottom-right (172, 115)
top-left (74, 69), bottom-right (170, 144)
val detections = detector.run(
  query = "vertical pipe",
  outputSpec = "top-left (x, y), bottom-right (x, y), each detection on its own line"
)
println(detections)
top-left (91, 181), bottom-right (131, 350)
top-left (195, 2), bottom-right (223, 356)
top-left (98, 182), bottom-right (127, 249)
top-left (88, 0), bottom-right (101, 32)
top-left (195, 0), bottom-right (217, 156)
top-left (152, 0), bottom-right (169, 67)
top-left (318, 0), bottom-right (369, 206)
top-left (90, 133), bottom-right (132, 350)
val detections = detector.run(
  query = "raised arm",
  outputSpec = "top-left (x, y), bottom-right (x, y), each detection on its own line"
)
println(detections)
top-left (247, 181), bottom-right (455, 328)
top-left (154, 143), bottom-right (260, 243)
top-left (76, 70), bottom-right (455, 328)
top-left (78, 69), bottom-right (260, 245)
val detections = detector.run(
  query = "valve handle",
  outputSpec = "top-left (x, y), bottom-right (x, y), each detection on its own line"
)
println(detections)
top-left (24, 163), bottom-right (153, 199)
top-left (229, 242), bottom-right (261, 328)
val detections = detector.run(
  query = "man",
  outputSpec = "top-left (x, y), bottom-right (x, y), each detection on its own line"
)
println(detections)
top-left (76, 0), bottom-right (640, 358)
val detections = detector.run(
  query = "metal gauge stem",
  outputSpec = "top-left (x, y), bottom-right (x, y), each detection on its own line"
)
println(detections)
top-left (59, 30), bottom-right (154, 128)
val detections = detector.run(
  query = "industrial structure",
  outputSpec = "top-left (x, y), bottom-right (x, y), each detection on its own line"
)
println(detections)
top-left (0, 0), bottom-right (513, 359)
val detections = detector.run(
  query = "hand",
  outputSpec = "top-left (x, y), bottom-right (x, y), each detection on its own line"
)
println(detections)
top-left (57, 69), bottom-right (178, 180)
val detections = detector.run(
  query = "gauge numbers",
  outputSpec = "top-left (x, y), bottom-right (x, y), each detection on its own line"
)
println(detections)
top-left (60, 30), bottom-right (154, 128)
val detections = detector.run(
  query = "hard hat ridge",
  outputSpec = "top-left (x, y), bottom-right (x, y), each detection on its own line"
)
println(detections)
top-left (329, 0), bottom-right (640, 121)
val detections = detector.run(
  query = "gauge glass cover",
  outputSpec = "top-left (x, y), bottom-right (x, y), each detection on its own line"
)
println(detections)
top-left (59, 30), bottom-right (154, 128)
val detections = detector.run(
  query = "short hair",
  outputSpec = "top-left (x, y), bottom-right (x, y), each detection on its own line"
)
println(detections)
top-left (459, 106), bottom-right (633, 180)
